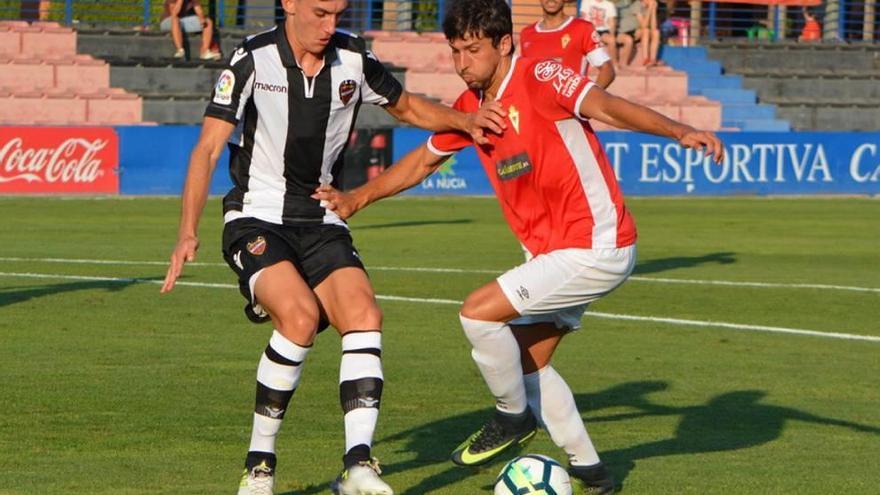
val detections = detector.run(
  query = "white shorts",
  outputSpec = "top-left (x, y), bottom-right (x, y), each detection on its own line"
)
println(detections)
top-left (498, 245), bottom-right (636, 331)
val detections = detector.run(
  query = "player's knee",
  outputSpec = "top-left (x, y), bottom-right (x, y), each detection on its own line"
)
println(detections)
top-left (460, 292), bottom-right (489, 320)
top-left (271, 301), bottom-right (320, 341)
top-left (341, 301), bottom-right (383, 330)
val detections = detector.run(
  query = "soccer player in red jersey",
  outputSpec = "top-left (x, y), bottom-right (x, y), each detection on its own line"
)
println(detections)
top-left (314, 0), bottom-right (723, 491)
top-left (520, 0), bottom-right (615, 88)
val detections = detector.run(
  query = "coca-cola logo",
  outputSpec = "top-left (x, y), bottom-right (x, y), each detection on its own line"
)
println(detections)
top-left (534, 60), bottom-right (563, 82)
top-left (0, 137), bottom-right (107, 184)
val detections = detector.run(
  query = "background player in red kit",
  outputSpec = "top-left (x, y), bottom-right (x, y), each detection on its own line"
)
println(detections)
top-left (314, 0), bottom-right (723, 492)
top-left (520, 0), bottom-right (616, 89)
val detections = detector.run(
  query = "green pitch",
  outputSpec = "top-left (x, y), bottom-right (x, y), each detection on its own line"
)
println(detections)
top-left (0, 196), bottom-right (878, 494)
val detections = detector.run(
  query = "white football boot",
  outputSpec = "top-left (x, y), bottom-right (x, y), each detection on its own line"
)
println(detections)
top-left (331, 458), bottom-right (394, 495)
top-left (237, 460), bottom-right (274, 495)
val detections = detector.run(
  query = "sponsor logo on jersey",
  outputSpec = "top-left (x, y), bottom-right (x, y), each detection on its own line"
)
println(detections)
top-left (534, 60), bottom-right (563, 82)
top-left (339, 79), bottom-right (358, 105)
top-left (213, 69), bottom-right (235, 105)
top-left (247, 236), bottom-right (267, 256)
top-left (230, 46), bottom-right (248, 66)
top-left (561, 33), bottom-right (571, 49)
top-left (496, 153), bottom-right (533, 181)
top-left (254, 81), bottom-right (288, 94)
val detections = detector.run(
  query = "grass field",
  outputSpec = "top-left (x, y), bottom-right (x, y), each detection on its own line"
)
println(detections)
top-left (0, 195), bottom-right (878, 494)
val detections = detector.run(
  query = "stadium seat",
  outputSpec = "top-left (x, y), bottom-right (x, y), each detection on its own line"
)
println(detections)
top-left (52, 59), bottom-right (111, 90)
top-left (0, 59), bottom-right (55, 89)
top-left (19, 26), bottom-right (77, 58)
top-left (0, 28), bottom-right (21, 57)
top-left (85, 93), bottom-right (143, 124)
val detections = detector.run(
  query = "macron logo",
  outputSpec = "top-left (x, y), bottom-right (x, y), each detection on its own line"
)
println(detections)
top-left (254, 81), bottom-right (288, 94)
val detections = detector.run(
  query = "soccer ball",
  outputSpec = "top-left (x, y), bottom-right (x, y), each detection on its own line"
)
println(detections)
top-left (494, 454), bottom-right (572, 495)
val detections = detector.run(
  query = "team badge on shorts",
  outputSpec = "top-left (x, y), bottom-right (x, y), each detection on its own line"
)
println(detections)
top-left (246, 236), bottom-right (267, 256)
top-left (339, 79), bottom-right (357, 105)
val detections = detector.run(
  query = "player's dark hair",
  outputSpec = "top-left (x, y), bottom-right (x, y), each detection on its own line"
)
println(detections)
top-left (442, 0), bottom-right (514, 53)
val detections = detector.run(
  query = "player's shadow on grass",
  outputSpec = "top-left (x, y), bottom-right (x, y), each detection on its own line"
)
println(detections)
top-left (587, 382), bottom-right (880, 487)
top-left (355, 380), bottom-right (879, 494)
top-left (352, 219), bottom-right (472, 230)
top-left (0, 279), bottom-right (153, 308)
top-left (634, 251), bottom-right (736, 275)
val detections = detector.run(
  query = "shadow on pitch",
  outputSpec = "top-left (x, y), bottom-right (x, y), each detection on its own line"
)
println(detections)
top-left (342, 380), bottom-right (880, 494)
top-left (0, 278), bottom-right (150, 308)
top-left (634, 251), bottom-right (736, 275)
top-left (352, 219), bottom-right (472, 230)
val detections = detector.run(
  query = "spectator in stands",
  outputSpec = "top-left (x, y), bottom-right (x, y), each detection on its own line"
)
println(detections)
top-left (522, 0), bottom-right (615, 88)
top-left (613, 0), bottom-right (641, 66)
top-left (636, 0), bottom-right (662, 65)
top-left (799, 7), bottom-right (821, 42)
top-left (160, 0), bottom-right (222, 60)
top-left (579, 0), bottom-right (619, 65)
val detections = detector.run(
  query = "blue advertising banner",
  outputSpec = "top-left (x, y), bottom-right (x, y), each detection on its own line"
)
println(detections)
top-left (116, 125), bottom-right (232, 195)
top-left (393, 129), bottom-right (880, 196)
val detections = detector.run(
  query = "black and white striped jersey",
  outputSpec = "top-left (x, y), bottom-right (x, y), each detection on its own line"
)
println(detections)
top-left (205, 24), bottom-right (403, 226)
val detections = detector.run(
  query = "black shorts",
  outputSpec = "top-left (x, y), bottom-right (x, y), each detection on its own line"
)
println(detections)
top-left (221, 217), bottom-right (365, 326)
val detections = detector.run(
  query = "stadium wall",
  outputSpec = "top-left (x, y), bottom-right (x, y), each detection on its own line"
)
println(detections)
top-left (0, 126), bottom-right (878, 196)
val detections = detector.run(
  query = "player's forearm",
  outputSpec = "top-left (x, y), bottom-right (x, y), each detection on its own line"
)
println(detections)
top-left (394, 92), bottom-right (469, 133)
top-left (177, 144), bottom-right (219, 239)
top-left (350, 146), bottom-right (443, 209)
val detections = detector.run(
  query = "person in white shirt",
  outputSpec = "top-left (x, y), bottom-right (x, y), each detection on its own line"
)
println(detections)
top-left (579, 0), bottom-right (619, 65)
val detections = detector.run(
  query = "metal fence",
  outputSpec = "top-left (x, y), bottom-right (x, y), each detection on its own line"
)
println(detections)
top-left (0, 0), bottom-right (876, 42)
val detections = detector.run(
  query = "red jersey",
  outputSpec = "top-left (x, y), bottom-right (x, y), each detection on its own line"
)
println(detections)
top-left (427, 56), bottom-right (637, 255)
top-left (520, 17), bottom-right (610, 75)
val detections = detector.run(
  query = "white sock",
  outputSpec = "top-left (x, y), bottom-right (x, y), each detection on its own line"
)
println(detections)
top-left (340, 331), bottom-right (384, 455)
top-left (460, 314), bottom-right (527, 414)
top-left (524, 366), bottom-right (600, 466)
top-left (248, 330), bottom-right (310, 454)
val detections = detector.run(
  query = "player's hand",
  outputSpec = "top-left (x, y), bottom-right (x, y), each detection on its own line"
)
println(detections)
top-left (679, 129), bottom-right (725, 163)
top-left (311, 185), bottom-right (361, 220)
top-left (161, 235), bottom-right (199, 293)
top-left (467, 101), bottom-right (507, 145)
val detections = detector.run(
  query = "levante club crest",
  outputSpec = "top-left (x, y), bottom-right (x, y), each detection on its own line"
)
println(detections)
top-left (339, 80), bottom-right (357, 104)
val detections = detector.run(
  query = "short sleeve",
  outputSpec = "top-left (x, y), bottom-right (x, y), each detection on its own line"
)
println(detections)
top-left (204, 45), bottom-right (256, 124)
top-left (426, 93), bottom-right (474, 156)
top-left (583, 25), bottom-right (611, 67)
top-left (361, 50), bottom-right (403, 106)
top-left (528, 59), bottom-right (596, 120)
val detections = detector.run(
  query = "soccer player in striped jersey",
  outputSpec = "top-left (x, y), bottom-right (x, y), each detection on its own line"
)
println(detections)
top-left (313, 0), bottom-right (723, 492)
top-left (160, 1), bottom-right (506, 494)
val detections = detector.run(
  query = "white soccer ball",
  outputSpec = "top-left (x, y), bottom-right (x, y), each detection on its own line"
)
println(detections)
top-left (493, 454), bottom-right (572, 495)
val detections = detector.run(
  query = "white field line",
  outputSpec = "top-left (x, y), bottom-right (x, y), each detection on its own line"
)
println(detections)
top-left (1, 271), bottom-right (878, 344)
top-left (1, 256), bottom-right (879, 294)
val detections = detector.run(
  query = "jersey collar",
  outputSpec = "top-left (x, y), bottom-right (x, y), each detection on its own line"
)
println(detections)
top-left (274, 22), bottom-right (339, 69)
top-left (535, 16), bottom-right (574, 33)
top-left (493, 55), bottom-right (518, 101)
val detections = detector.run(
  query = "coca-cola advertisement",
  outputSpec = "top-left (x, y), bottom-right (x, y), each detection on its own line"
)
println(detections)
top-left (0, 127), bottom-right (119, 194)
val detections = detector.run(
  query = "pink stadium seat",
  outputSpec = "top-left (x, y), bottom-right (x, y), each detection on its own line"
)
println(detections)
top-left (20, 26), bottom-right (76, 58)
top-left (0, 21), bottom-right (29, 29)
top-left (0, 94), bottom-right (85, 124)
top-left (679, 102), bottom-right (722, 130)
top-left (0, 60), bottom-right (54, 89)
top-left (85, 95), bottom-right (143, 124)
top-left (53, 60), bottom-right (110, 90)
top-left (0, 28), bottom-right (21, 57)
top-left (404, 70), bottom-right (465, 103)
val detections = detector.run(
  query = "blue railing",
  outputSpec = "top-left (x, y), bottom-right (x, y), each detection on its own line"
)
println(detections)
top-left (0, 0), bottom-right (876, 42)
